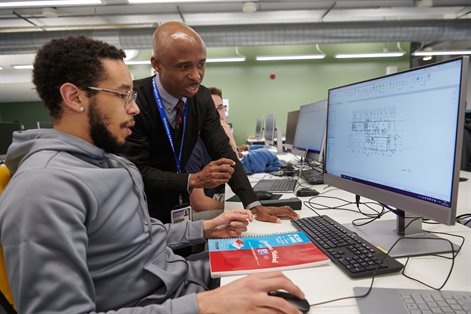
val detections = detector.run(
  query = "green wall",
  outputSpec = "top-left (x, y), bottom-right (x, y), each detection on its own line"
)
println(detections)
top-left (0, 101), bottom-right (50, 129)
top-left (0, 43), bottom-right (410, 142)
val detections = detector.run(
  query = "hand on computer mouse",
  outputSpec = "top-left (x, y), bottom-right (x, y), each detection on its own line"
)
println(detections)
top-left (268, 290), bottom-right (311, 313)
top-left (296, 188), bottom-right (319, 197)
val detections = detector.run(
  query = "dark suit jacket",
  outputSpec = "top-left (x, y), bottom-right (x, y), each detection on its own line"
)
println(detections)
top-left (125, 76), bottom-right (257, 222)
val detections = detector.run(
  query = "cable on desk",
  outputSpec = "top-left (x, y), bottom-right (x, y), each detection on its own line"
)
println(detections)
top-left (309, 217), bottom-right (466, 307)
top-left (304, 194), bottom-right (386, 220)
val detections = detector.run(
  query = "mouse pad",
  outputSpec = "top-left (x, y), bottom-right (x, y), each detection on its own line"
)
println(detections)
top-left (226, 194), bottom-right (282, 202)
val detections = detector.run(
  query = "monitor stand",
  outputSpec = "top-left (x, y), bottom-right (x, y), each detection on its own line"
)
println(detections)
top-left (344, 212), bottom-right (459, 258)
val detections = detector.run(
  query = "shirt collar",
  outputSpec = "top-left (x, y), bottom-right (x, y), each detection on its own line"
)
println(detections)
top-left (155, 73), bottom-right (188, 108)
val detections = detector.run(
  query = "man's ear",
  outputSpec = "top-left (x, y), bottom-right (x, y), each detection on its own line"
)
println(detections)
top-left (59, 83), bottom-right (87, 113)
top-left (151, 56), bottom-right (161, 73)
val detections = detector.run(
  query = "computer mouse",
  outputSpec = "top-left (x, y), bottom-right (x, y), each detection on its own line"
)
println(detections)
top-left (255, 190), bottom-right (274, 200)
top-left (268, 290), bottom-right (310, 313)
top-left (296, 188), bottom-right (319, 197)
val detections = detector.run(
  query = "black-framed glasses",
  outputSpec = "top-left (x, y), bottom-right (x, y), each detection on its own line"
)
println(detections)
top-left (216, 104), bottom-right (227, 111)
top-left (87, 86), bottom-right (137, 110)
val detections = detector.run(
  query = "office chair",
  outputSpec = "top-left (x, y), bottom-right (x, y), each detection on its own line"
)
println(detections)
top-left (0, 164), bottom-right (16, 314)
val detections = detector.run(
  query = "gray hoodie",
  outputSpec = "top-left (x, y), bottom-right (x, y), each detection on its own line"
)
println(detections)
top-left (0, 129), bottom-right (206, 313)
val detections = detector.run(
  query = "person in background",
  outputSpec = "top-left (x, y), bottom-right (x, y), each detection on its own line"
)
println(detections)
top-left (186, 87), bottom-right (233, 212)
top-left (0, 35), bottom-right (305, 314)
top-left (208, 87), bottom-right (248, 157)
top-left (124, 21), bottom-right (298, 223)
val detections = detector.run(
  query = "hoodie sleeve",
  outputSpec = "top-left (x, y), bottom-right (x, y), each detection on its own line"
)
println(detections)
top-left (0, 169), bottom-right (200, 314)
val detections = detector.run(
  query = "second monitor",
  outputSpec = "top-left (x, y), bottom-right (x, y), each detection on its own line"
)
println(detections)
top-left (291, 100), bottom-right (328, 163)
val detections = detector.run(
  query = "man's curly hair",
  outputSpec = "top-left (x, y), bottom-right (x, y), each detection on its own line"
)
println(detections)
top-left (32, 36), bottom-right (126, 119)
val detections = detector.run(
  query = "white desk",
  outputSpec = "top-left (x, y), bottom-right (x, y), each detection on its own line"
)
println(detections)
top-left (222, 171), bottom-right (471, 313)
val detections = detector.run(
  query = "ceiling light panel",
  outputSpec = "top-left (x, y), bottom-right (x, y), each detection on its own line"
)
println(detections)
top-left (206, 57), bottom-right (246, 63)
top-left (0, 0), bottom-right (102, 8)
top-left (256, 54), bottom-right (325, 61)
top-left (412, 50), bottom-right (471, 56)
top-left (335, 52), bottom-right (405, 59)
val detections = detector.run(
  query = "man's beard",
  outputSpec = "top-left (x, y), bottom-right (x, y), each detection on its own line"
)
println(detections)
top-left (88, 101), bottom-right (127, 154)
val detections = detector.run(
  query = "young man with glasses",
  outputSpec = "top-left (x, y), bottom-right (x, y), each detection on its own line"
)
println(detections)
top-left (125, 21), bottom-right (298, 224)
top-left (0, 36), bottom-right (305, 313)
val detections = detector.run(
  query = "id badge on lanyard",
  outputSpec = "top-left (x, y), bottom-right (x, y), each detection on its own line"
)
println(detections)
top-left (171, 203), bottom-right (192, 223)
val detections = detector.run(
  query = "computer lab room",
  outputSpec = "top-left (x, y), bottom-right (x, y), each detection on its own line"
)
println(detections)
top-left (0, 1), bottom-right (471, 313)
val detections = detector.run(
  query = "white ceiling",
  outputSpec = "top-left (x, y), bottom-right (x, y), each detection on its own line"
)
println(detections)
top-left (0, 0), bottom-right (470, 103)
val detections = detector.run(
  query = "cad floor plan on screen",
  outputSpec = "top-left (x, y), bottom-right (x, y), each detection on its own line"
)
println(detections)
top-left (348, 106), bottom-right (403, 157)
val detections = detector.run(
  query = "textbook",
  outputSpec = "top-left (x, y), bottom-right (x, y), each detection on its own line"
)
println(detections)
top-left (208, 231), bottom-right (330, 277)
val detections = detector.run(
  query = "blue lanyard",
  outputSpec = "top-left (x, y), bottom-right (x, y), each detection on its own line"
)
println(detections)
top-left (152, 76), bottom-right (188, 173)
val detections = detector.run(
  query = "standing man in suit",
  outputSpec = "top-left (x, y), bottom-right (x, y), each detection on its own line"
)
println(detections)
top-left (125, 21), bottom-right (298, 223)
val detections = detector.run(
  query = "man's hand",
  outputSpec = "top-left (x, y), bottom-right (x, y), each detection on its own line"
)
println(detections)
top-left (203, 209), bottom-right (253, 239)
top-left (251, 205), bottom-right (299, 223)
top-left (189, 158), bottom-right (235, 189)
top-left (197, 272), bottom-right (305, 314)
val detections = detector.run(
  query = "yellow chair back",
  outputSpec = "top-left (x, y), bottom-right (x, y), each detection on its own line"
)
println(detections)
top-left (0, 164), bottom-right (15, 311)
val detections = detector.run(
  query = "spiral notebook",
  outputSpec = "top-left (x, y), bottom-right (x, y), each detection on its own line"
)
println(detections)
top-left (208, 231), bottom-right (330, 277)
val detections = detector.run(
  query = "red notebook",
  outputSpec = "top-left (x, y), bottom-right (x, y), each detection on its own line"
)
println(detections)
top-left (208, 231), bottom-right (330, 277)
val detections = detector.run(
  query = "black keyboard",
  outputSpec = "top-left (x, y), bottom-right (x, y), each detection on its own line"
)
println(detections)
top-left (301, 168), bottom-right (323, 184)
top-left (291, 215), bottom-right (404, 278)
top-left (253, 179), bottom-right (297, 192)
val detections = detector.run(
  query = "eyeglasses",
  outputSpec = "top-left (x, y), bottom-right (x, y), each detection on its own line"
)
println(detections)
top-left (87, 86), bottom-right (137, 110)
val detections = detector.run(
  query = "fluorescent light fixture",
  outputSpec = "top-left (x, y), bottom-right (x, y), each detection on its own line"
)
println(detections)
top-left (128, 0), bottom-right (235, 3)
top-left (422, 56), bottom-right (433, 61)
top-left (125, 60), bottom-right (151, 65)
top-left (335, 52), bottom-right (405, 59)
top-left (12, 65), bottom-right (34, 69)
top-left (0, 0), bottom-right (102, 8)
top-left (412, 50), bottom-right (471, 56)
top-left (256, 54), bottom-right (325, 61)
top-left (206, 57), bottom-right (246, 63)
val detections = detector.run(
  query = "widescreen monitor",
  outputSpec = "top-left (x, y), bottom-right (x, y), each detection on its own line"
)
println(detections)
top-left (292, 100), bottom-right (327, 163)
top-left (283, 110), bottom-right (299, 151)
top-left (255, 116), bottom-right (264, 140)
top-left (264, 113), bottom-right (276, 146)
top-left (324, 57), bottom-right (468, 257)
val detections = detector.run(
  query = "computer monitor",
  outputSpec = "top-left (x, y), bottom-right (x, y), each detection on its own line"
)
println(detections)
top-left (292, 100), bottom-right (328, 163)
top-left (264, 113), bottom-right (276, 146)
top-left (255, 116), bottom-right (264, 140)
top-left (0, 122), bottom-right (23, 157)
top-left (324, 57), bottom-right (468, 257)
top-left (283, 110), bottom-right (299, 151)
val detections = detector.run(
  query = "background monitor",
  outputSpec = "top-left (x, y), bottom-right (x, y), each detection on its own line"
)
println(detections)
top-left (324, 57), bottom-right (468, 257)
top-left (264, 113), bottom-right (276, 146)
top-left (292, 100), bottom-right (328, 163)
top-left (283, 110), bottom-right (299, 151)
top-left (0, 122), bottom-right (23, 157)
top-left (255, 116), bottom-right (264, 140)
